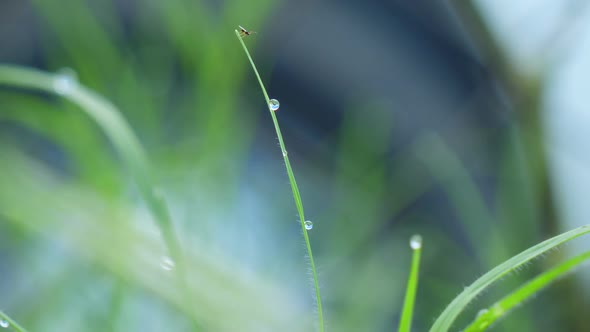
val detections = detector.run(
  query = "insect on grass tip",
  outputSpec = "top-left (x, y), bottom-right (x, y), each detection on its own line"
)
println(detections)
top-left (238, 25), bottom-right (256, 38)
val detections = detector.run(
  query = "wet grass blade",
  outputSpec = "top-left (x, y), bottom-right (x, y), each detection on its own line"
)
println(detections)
top-left (463, 250), bottom-right (590, 331)
top-left (234, 29), bottom-right (324, 331)
top-left (429, 224), bottom-right (590, 332)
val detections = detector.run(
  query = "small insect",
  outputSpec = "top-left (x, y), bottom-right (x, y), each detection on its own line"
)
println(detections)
top-left (238, 25), bottom-right (256, 37)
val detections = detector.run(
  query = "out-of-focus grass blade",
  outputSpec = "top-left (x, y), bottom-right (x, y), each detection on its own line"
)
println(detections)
top-left (463, 250), bottom-right (590, 332)
top-left (0, 64), bottom-right (180, 262)
top-left (398, 235), bottom-right (423, 332)
top-left (0, 149), bottom-right (306, 331)
top-left (429, 224), bottom-right (590, 332)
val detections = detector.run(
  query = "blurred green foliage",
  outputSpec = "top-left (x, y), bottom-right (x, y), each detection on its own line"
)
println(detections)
top-left (0, 1), bottom-right (588, 331)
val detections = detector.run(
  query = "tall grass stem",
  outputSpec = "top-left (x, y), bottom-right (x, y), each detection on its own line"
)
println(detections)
top-left (0, 65), bottom-right (193, 326)
top-left (430, 224), bottom-right (590, 331)
top-left (235, 29), bottom-right (325, 332)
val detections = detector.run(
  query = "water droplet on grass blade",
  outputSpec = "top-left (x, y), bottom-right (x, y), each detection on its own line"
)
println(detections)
top-left (0, 319), bottom-right (8, 328)
top-left (53, 68), bottom-right (78, 95)
top-left (479, 321), bottom-right (490, 329)
top-left (477, 309), bottom-right (489, 318)
top-left (269, 99), bottom-right (280, 111)
top-left (282, 150), bottom-right (288, 157)
top-left (160, 256), bottom-right (175, 271)
top-left (477, 311), bottom-right (491, 330)
top-left (409, 234), bottom-right (422, 250)
top-left (304, 220), bottom-right (313, 230)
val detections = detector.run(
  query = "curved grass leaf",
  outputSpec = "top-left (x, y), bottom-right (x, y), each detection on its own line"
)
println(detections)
top-left (463, 250), bottom-right (590, 331)
top-left (0, 65), bottom-right (180, 262)
top-left (429, 224), bottom-right (590, 332)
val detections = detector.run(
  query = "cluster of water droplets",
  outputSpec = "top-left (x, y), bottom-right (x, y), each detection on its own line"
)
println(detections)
top-left (52, 68), bottom-right (79, 96)
top-left (269, 98), bottom-right (280, 111)
top-left (0, 319), bottom-right (9, 328)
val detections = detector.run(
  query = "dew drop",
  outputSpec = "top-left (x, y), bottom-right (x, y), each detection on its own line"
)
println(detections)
top-left (0, 319), bottom-right (8, 328)
top-left (492, 306), bottom-right (504, 315)
top-left (304, 220), bottom-right (313, 230)
top-left (476, 309), bottom-right (489, 318)
top-left (282, 150), bottom-right (288, 157)
top-left (53, 68), bottom-right (78, 95)
top-left (269, 99), bottom-right (280, 111)
top-left (409, 234), bottom-right (422, 250)
top-left (160, 256), bottom-right (175, 271)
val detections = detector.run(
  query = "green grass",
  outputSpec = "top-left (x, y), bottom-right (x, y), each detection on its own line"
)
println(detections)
top-left (463, 249), bottom-right (590, 331)
top-left (2, 63), bottom-right (590, 332)
top-left (232, 24), bottom-right (590, 332)
top-left (430, 224), bottom-right (590, 331)
top-left (0, 64), bottom-right (190, 329)
top-left (2, 59), bottom-right (590, 332)
top-left (1, 25), bottom-right (590, 332)
top-left (398, 235), bottom-right (423, 332)
top-left (234, 28), bottom-right (325, 332)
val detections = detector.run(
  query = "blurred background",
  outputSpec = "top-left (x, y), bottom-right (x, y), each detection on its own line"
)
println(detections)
top-left (1, 0), bottom-right (589, 331)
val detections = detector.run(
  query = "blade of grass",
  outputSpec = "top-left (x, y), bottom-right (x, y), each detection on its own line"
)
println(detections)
top-left (234, 29), bottom-right (324, 331)
top-left (429, 224), bottom-right (590, 332)
top-left (0, 65), bottom-right (180, 265)
top-left (0, 65), bottom-right (210, 331)
top-left (0, 311), bottom-right (29, 332)
top-left (463, 250), bottom-right (590, 332)
top-left (0, 65), bottom-right (198, 328)
top-left (398, 235), bottom-right (423, 332)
